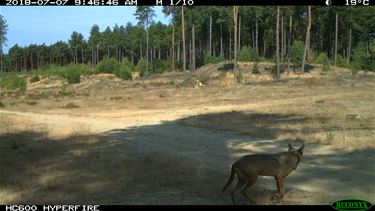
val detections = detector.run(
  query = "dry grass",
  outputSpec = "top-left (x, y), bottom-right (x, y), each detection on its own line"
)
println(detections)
top-left (178, 81), bottom-right (375, 150)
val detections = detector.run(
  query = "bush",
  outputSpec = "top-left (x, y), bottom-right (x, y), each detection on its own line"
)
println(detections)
top-left (113, 58), bottom-right (133, 80)
top-left (351, 42), bottom-right (368, 74)
top-left (315, 53), bottom-right (331, 71)
top-left (135, 58), bottom-right (148, 76)
top-left (96, 58), bottom-right (120, 74)
top-left (291, 40), bottom-right (304, 64)
top-left (64, 65), bottom-right (81, 84)
top-left (0, 73), bottom-right (27, 92)
top-left (0, 101), bottom-right (5, 107)
top-left (204, 54), bottom-right (224, 65)
top-left (152, 59), bottom-right (171, 74)
top-left (336, 55), bottom-right (349, 68)
top-left (30, 75), bottom-right (40, 83)
top-left (239, 47), bottom-right (259, 62)
top-left (115, 65), bottom-right (132, 80)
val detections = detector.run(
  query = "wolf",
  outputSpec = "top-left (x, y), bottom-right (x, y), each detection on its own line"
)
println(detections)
top-left (222, 143), bottom-right (304, 204)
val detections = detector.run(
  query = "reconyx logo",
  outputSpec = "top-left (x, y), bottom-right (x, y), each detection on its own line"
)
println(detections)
top-left (332, 198), bottom-right (373, 211)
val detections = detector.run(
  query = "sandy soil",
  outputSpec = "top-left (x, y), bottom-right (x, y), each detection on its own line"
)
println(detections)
top-left (1, 105), bottom-right (374, 205)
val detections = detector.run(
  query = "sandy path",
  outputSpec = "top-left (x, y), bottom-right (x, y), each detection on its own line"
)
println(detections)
top-left (1, 108), bottom-right (374, 204)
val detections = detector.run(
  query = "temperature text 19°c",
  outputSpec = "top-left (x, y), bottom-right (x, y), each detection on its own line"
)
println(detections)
top-left (345, 0), bottom-right (370, 5)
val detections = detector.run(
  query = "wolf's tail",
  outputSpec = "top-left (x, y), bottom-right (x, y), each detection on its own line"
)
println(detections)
top-left (222, 163), bottom-right (237, 193)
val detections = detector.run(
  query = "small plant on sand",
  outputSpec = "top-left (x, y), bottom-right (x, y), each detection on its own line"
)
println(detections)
top-left (30, 74), bottom-right (40, 83)
top-left (63, 103), bottom-right (80, 109)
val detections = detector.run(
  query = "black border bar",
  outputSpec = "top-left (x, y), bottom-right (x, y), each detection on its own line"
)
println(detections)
top-left (2, 0), bottom-right (374, 6)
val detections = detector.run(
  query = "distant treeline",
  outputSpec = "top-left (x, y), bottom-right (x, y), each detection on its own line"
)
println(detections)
top-left (2, 6), bottom-right (375, 73)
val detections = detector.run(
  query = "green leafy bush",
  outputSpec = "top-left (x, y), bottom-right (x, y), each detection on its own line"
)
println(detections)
top-left (64, 65), bottom-right (81, 84)
top-left (0, 73), bottom-right (27, 92)
top-left (239, 47), bottom-right (259, 62)
top-left (351, 42), bottom-right (368, 74)
top-left (315, 53), bottom-right (331, 71)
top-left (30, 75), bottom-right (40, 83)
top-left (204, 54), bottom-right (224, 65)
top-left (291, 40), bottom-right (304, 64)
top-left (135, 58), bottom-right (148, 76)
top-left (152, 59), bottom-right (171, 74)
top-left (336, 55), bottom-right (349, 68)
top-left (96, 58), bottom-right (120, 74)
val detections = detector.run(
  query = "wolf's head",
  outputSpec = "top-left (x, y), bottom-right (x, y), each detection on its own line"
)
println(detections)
top-left (288, 143), bottom-right (304, 170)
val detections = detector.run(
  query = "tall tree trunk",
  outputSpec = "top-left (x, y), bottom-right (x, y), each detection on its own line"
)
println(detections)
top-left (177, 39), bottom-right (180, 62)
top-left (146, 18), bottom-right (149, 75)
top-left (192, 24), bottom-right (196, 70)
top-left (81, 48), bottom-right (84, 64)
top-left (263, 33), bottom-right (267, 57)
top-left (252, 23), bottom-right (255, 48)
top-left (96, 45), bottom-right (99, 64)
top-left (209, 12), bottom-right (212, 58)
top-left (31, 52), bottom-right (33, 70)
top-left (238, 16), bottom-right (241, 52)
top-left (255, 15), bottom-right (259, 55)
top-left (287, 14), bottom-right (293, 74)
top-left (302, 6), bottom-right (311, 72)
top-left (233, 6), bottom-right (238, 79)
top-left (92, 50), bottom-right (94, 66)
top-left (229, 27), bottom-right (232, 61)
top-left (334, 12), bottom-right (338, 65)
top-left (281, 15), bottom-right (284, 64)
top-left (182, 6), bottom-right (186, 71)
top-left (189, 37), bottom-right (192, 70)
top-left (347, 27), bottom-right (352, 64)
top-left (0, 51), bottom-right (2, 73)
top-left (276, 6), bottom-right (280, 80)
top-left (220, 24), bottom-right (223, 56)
top-left (172, 23), bottom-right (175, 71)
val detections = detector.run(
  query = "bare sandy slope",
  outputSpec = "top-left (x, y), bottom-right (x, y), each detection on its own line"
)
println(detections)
top-left (1, 104), bottom-right (374, 205)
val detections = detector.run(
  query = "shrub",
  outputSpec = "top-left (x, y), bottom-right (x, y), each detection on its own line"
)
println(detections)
top-left (152, 59), bottom-right (171, 74)
top-left (239, 47), bottom-right (259, 62)
top-left (0, 101), bottom-right (5, 107)
top-left (336, 55), bottom-right (349, 68)
top-left (291, 40), bottom-right (304, 64)
top-left (96, 58), bottom-right (120, 74)
top-left (116, 65), bottom-right (132, 80)
top-left (204, 54), bottom-right (224, 65)
top-left (135, 58), bottom-right (148, 76)
top-left (64, 66), bottom-right (81, 84)
top-left (315, 53), bottom-right (331, 71)
top-left (30, 75), bottom-right (40, 83)
top-left (351, 42), bottom-right (368, 73)
top-left (0, 73), bottom-right (27, 92)
top-left (63, 103), bottom-right (80, 109)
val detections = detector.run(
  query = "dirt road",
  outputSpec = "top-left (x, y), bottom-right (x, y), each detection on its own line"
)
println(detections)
top-left (1, 107), bottom-right (374, 205)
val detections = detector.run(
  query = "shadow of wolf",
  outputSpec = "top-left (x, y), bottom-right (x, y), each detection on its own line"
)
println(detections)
top-left (223, 143), bottom-right (304, 204)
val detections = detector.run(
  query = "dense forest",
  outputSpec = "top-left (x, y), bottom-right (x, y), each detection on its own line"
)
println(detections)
top-left (1, 6), bottom-right (375, 77)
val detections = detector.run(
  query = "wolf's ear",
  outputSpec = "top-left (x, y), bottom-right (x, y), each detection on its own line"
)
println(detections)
top-left (288, 143), bottom-right (294, 152)
top-left (297, 145), bottom-right (304, 155)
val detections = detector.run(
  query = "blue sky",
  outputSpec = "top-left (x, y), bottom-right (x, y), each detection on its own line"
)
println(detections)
top-left (0, 6), bottom-right (170, 53)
